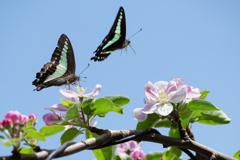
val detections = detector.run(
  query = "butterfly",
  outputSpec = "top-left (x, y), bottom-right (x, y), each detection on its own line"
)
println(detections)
top-left (32, 34), bottom-right (80, 91)
top-left (91, 6), bottom-right (130, 62)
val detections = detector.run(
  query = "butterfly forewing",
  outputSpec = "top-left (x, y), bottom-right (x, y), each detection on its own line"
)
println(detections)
top-left (91, 6), bottom-right (128, 61)
top-left (32, 34), bottom-right (79, 91)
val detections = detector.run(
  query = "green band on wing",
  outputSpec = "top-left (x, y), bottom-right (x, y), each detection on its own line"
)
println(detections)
top-left (102, 33), bottom-right (121, 50)
top-left (44, 63), bottom-right (67, 83)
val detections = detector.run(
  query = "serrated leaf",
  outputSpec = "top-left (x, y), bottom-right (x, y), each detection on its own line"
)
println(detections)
top-left (188, 99), bottom-right (219, 111)
top-left (197, 110), bottom-right (231, 125)
top-left (60, 99), bottom-right (75, 109)
top-left (20, 147), bottom-right (36, 154)
top-left (40, 125), bottom-right (65, 137)
top-left (233, 150), bottom-right (240, 159)
top-left (60, 128), bottom-right (83, 145)
top-left (92, 98), bottom-right (123, 117)
top-left (65, 102), bottom-right (80, 120)
top-left (200, 91), bottom-right (210, 99)
top-left (136, 113), bottom-right (160, 130)
top-left (104, 95), bottom-right (130, 107)
top-left (26, 130), bottom-right (45, 141)
top-left (145, 151), bottom-right (164, 160)
top-left (154, 118), bottom-right (172, 128)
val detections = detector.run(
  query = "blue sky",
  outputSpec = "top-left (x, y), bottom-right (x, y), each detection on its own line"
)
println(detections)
top-left (0, 1), bottom-right (240, 159)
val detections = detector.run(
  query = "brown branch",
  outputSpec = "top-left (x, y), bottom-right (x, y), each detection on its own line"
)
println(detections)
top-left (0, 129), bottom-right (236, 160)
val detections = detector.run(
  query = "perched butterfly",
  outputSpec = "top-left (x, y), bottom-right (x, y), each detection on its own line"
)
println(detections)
top-left (91, 6), bottom-right (130, 62)
top-left (32, 34), bottom-right (80, 91)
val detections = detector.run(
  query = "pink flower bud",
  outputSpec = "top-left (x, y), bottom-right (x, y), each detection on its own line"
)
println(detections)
top-left (5, 111), bottom-right (22, 124)
top-left (2, 118), bottom-right (13, 128)
top-left (0, 121), bottom-right (3, 129)
top-left (21, 115), bottom-right (29, 124)
top-left (29, 113), bottom-right (38, 123)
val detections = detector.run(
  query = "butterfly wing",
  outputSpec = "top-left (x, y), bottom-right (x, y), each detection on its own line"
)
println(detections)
top-left (32, 34), bottom-right (78, 91)
top-left (91, 6), bottom-right (127, 61)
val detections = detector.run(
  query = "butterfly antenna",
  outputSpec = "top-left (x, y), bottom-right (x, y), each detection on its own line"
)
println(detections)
top-left (78, 63), bottom-right (90, 77)
top-left (129, 44), bottom-right (136, 55)
top-left (128, 28), bottom-right (142, 40)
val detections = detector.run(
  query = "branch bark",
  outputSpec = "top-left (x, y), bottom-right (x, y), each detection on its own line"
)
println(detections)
top-left (0, 128), bottom-right (236, 160)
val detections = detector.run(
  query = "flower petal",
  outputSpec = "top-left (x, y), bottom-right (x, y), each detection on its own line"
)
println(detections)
top-left (119, 142), bottom-right (128, 151)
top-left (169, 85), bottom-right (187, 103)
top-left (158, 103), bottom-right (173, 116)
top-left (42, 113), bottom-right (59, 126)
top-left (154, 81), bottom-right (168, 92)
top-left (142, 103), bottom-right (159, 114)
top-left (115, 148), bottom-right (125, 153)
top-left (144, 81), bottom-right (159, 103)
top-left (165, 80), bottom-right (178, 95)
top-left (60, 88), bottom-right (80, 102)
top-left (173, 77), bottom-right (185, 88)
top-left (132, 108), bottom-right (148, 122)
top-left (130, 141), bottom-right (136, 150)
top-left (84, 84), bottom-right (102, 98)
top-left (49, 104), bottom-right (68, 112)
top-left (134, 142), bottom-right (142, 151)
top-left (131, 150), bottom-right (146, 160)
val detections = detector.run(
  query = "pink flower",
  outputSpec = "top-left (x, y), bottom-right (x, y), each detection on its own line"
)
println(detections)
top-left (116, 141), bottom-right (142, 155)
top-left (20, 115), bottom-right (29, 124)
top-left (43, 111), bottom-right (64, 126)
top-left (60, 84), bottom-right (102, 102)
top-left (0, 121), bottom-right (3, 129)
top-left (131, 150), bottom-right (146, 160)
top-left (186, 86), bottom-right (201, 103)
top-left (2, 118), bottom-right (12, 128)
top-left (133, 77), bottom-right (187, 121)
top-left (5, 111), bottom-right (22, 124)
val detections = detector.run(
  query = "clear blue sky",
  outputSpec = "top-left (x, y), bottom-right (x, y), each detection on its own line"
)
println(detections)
top-left (0, 1), bottom-right (240, 159)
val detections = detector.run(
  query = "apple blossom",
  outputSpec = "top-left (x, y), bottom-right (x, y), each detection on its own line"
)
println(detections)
top-left (5, 111), bottom-right (22, 124)
top-left (116, 140), bottom-right (142, 155)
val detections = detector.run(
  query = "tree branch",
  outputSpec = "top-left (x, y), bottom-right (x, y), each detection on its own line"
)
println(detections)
top-left (0, 129), bottom-right (236, 160)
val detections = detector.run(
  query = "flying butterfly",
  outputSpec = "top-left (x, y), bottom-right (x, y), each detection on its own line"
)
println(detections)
top-left (32, 34), bottom-right (80, 91)
top-left (91, 6), bottom-right (130, 62)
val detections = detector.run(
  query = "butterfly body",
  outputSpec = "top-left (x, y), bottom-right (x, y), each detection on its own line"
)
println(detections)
top-left (91, 6), bottom-right (129, 62)
top-left (32, 34), bottom-right (80, 91)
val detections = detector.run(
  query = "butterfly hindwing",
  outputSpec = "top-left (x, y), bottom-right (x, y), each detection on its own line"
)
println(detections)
top-left (32, 34), bottom-right (79, 91)
top-left (91, 6), bottom-right (130, 62)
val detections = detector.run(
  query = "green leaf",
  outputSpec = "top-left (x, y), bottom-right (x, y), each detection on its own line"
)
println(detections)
top-left (200, 91), bottom-right (210, 99)
top-left (180, 110), bottom-right (193, 128)
top-left (145, 151), bottom-right (164, 160)
top-left (22, 127), bottom-right (37, 132)
top-left (197, 110), bottom-right (231, 125)
top-left (82, 98), bottom-right (95, 116)
top-left (40, 125), bottom-right (65, 137)
top-left (136, 113), bottom-right (160, 131)
top-left (52, 120), bottom-right (71, 126)
top-left (154, 118), bottom-right (172, 128)
top-left (2, 138), bottom-right (21, 147)
top-left (113, 155), bottom-right (121, 160)
top-left (163, 147), bottom-right (182, 160)
top-left (60, 99), bottom-right (75, 109)
top-left (85, 129), bottom-right (116, 160)
top-left (60, 128), bottom-right (83, 145)
top-left (104, 95), bottom-right (130, 107)
top-left (26, 118), bottom-right (34, 127)
top-left (65, 102), bottom-right (80, 120)
top-left (92, 98), bottom-right (123, 117)
top-left (233, 150), bottom-right (240, 159)
top-left (118, 153), bottom-right (133, 160)
top-left (188, 99), bottom-right (219, 111)
top-left (20, 147), bottom-right (36, 154)
top-left (26, 130), bottom-right (45, 141)
top-left (169, 128), bottom-right (180, 138)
